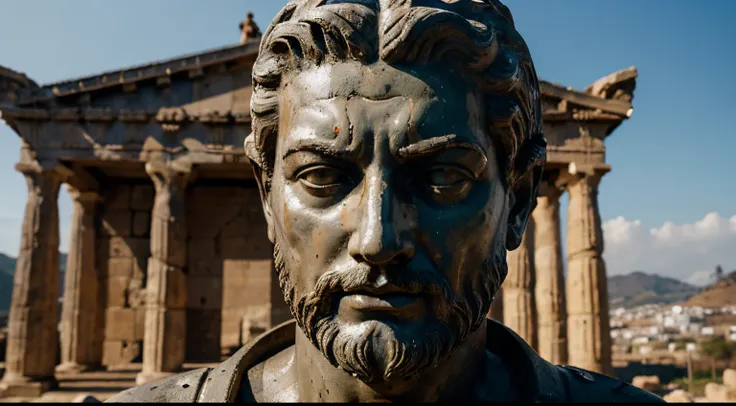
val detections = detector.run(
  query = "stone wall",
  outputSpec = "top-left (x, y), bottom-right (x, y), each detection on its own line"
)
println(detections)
top-left (95, 180), bottom-right (290, 366)
top-left (186, 183), bottom-right (288, 361)
top-left (99, 182), bottom-right (153, 367)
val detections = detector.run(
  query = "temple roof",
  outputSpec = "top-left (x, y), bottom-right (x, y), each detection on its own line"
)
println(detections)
top-left (0, 41), bottom-right (636, 123)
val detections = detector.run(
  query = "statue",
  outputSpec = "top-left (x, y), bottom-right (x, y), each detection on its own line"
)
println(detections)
top-left (109, 0), bottom-right (664, 402)
top-left (239, 12), bottom-right (262, 44)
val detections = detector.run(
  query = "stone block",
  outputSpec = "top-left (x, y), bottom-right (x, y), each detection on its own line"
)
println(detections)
top-left (106, 257), bottom-right (134, 279)
top-left (102, 340), bottom-right (123, 366)
top-left (187, 204), bottom-right (242, 239)
top-left (104, 307), bottom-right (136, 341)
top-left (221, 309), bottom-right (243, 350)
top-left (222, 260), bottom-right (251, 309)
top-left (663, 389), bottom-right (693, 402)
top-left (108, 237), bottom-right (133, 258)
top-left (105, 185), bottom-right (131, 210)
top-left (221, 237), bottom-right (249, 259)
top-left (189, 258), bottom-right (223, 278)
top-left (189, 239), bottom-right (216, 260)
top-left (186, 277), bottom-right (223, 310)
top-left (128, 238), bottom-right (151, 259)
top-left (632, 375), bottom-right (660, 392)
top-left (146, 257), bottom-right (187, 308)
top-left (101, 210), bottom-right (131, 237)
top-left (107, 276), bottom-right (130, 307)
top-left (704, 382), bottom-right (736, 402)
top-left (723, 368), bottom-right (736, 389)
top-left (131, 211), bottom-right (150, 237)
top-left (134, 308), bottom-right (146, 341)
top-left (130, 184), bottom-right (154, 211)
top-left (186, 309), bottom-right (221, 362)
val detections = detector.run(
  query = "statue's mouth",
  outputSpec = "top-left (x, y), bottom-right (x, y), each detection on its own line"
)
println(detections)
top-left (337, 284), bottom-right (426, 318)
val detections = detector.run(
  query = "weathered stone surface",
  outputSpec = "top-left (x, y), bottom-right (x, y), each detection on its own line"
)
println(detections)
top-left (185, 310), bottom-right (221, 362)
top-left (102, 340), bottom-right (141, 366)
top-left (105, 185), bottom-right (131, 210)
top-left (104, 308), bottom-right (136, 341)
top-left (533, 183), bottom-right (567, 365)
top-left (186, 277), bottom-right (223, 310)
top-left (662, 389), bottom-right (693, 403)
top-left (106, 277), bottom-right (129, 308)
top-left (632, 375), bottom-right (660, 392)
top-left (723, 368), bottom-right (736, 389)
top-left (105, 257), bottom-right (135, 279)
top-left (58, 187), bottom-right (103, 373)
top-left (131, 211), bottom-right (150, 237)
top-left (101, 210), bottom-right (131, 237)
top-left (503, 218), bottom-right (537, 349)
top-left (565, 171), bottom-right (612, 375)
top-left (130, 184), bottom-right (154, 211)
top-left (138, 161), bottom-right (191, 384)
top-left (108, 237), bottom-right (149, 259)
top-left (0, 162), bottom-right (64, 396)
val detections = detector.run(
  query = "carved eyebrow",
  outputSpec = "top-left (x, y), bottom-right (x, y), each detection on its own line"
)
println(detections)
top-left (282, 138), bottom-right (357, 160)
top-left (396, 134), bottom-right (488, 163)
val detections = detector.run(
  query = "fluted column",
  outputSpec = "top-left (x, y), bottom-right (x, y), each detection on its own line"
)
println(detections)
top-left (0, 161), bottom-right (65, 398)
top-left (57, 186), bottom-right (102, 373)
top-left (136, 161), bottom-right (191, 385)
top-left (533, 182), bottom-right (567, 365)
top-left (565, 170), bottom-right (612, 375)
top-left (503, 218), bottom-right (537, 348)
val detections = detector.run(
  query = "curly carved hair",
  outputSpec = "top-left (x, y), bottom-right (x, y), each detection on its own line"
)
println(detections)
top-left (245, 0), bottom-right (546, 193)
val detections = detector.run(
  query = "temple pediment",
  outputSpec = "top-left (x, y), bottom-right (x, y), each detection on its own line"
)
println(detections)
top-left (0, 41), bottom-right (637, 177)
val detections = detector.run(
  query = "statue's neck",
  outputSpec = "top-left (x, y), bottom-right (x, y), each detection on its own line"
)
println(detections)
top-left (292, 320), bottom-right (507, 402)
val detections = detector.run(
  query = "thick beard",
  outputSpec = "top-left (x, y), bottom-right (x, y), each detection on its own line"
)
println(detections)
top-left (272, 242), bottom-right (507, 383)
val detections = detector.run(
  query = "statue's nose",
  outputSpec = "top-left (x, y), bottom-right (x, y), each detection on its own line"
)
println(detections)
top-left (348, 169), bottom-right (415, 266)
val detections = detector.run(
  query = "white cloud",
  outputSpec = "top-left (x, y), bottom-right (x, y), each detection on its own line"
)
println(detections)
top-left (602, 212), bottom-right (736, 286)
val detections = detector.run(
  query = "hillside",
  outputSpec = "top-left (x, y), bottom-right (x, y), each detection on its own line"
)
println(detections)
top-left (681, 271), bottom-right (736, 308)
top-left (0, 252), bottom-right (67, 313)
top-left (608, 271), bottom-right (700, 308)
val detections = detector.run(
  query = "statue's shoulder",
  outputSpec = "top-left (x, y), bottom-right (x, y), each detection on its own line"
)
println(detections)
top-left (104, 368), bottom-right (211, 403)
top-left (106, 320), bottom-right (297, 403)
top-left (556, 365), bottom-right (665, 403)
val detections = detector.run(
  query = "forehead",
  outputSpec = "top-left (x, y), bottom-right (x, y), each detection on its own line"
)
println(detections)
top-left (279, 61), bottom-right (486, 146)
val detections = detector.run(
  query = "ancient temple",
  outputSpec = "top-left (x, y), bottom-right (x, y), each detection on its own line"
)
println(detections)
top-left (0, 34), bottom-right (637, 397)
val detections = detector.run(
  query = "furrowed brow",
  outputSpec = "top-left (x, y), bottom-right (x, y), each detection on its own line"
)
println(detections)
top-left (282, 138), bottom-right (358, 160)
top-left (396, 134), bottom-right (488, 163)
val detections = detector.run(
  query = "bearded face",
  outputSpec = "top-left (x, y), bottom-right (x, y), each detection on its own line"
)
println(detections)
top-left (262, 61), bottom-right (513, 383)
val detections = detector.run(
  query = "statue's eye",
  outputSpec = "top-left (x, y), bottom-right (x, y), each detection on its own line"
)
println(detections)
top-left (296, 165), bottom-right (351, 197)
top-left (425, 165), bottom-right (472, 189)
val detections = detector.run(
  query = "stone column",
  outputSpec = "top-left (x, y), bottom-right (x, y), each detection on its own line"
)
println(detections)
top-left (503, 218), bottom-right (537, 348)
top-left (0, 161), bottom-right (65, 398)
top-left (533, 182), bottom-right (568, 365)
top-left (565, 170), bottom-right (613, 375)
top-left (136, 161), bottom-right (191, 385)
top-left (57, 186), bottom-right (102, 374)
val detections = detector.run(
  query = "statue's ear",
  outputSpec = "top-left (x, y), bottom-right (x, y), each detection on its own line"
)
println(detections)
top-left (245, 133), bottom-right (276, 243)
top-left (505, 164), bottom-right (543, 250)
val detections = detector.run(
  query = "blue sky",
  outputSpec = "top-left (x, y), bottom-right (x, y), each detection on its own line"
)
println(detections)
top-left (0, 0), bottom-right (734, 284)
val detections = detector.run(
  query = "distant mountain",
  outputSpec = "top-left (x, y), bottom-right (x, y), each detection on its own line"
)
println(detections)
top-left (608, 271), bottom-right (700, 308)
top-left (681, 271), bottom-right (736, 308)
top-left (0, 252), bottom-right (68, 313)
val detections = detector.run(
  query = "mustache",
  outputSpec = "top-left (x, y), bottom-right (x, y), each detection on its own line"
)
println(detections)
top-left (294, 262), bottom-right (458, 332)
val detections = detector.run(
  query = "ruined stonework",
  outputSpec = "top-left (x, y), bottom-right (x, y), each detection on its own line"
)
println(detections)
top-left (532, 182), bottom-right (567, 365)
top-left (503, 219), bottom-right (537, 349)
top-left (99, 183), bottom-right (151, 368)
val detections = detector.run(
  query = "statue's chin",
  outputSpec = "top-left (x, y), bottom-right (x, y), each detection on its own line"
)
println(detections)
top-left (311, 318), bottom-right (447, 384)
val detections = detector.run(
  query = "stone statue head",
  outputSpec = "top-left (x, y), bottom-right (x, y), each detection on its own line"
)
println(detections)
top-left (244, 0), bottom-right (545, 384)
